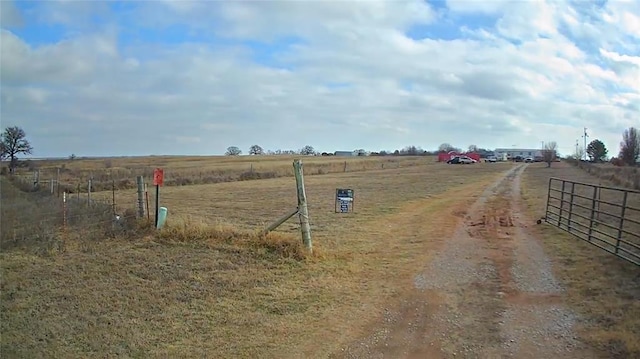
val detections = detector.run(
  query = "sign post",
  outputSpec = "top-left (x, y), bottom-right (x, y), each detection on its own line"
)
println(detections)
top-left (335, 188), bottom-right (355, 213)
top-left (153, 168), bottom-right (164, 228)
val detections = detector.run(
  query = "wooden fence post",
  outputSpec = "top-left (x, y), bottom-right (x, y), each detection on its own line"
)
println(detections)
top-left (56, 167), bottom-right (61, 197)
top-left (50, 179), bottom-right (55, 194)
top-left (293, 159), bottom-right (312, 252)
top-left (145, 183), bottom-right (150, 220)
top-left (112, 179), bottom-right (116, 215)
top-left (63, 191), bottom-right (67, 230)
top-left (136, 176), bottom-right (145, 218)
top-left (87, 179), bottom-right (92, 206)
top-left (33, 170), bottom-right (40, 190)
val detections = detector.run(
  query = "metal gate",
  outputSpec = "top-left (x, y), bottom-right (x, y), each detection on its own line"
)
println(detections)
top-left (544, 177), bottom-right (640, 266)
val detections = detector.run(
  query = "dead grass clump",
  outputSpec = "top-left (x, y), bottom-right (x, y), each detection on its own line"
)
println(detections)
top-left (154, 217), bottom-right (307, 260)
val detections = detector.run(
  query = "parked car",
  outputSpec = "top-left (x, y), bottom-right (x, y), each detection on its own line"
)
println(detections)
top-left (524, 157), bottom-right (534, 163)
top-left (513, 155), bottom-right (524, 162)
top-left (485, 156), bottom-right (497, 163)
top-left (447, 156), bottom-right (475, 164)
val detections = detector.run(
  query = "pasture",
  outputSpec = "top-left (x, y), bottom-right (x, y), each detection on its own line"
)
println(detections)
top-left (1, 156), bottom-right (513, 358)
top-left (15, 155), bottom-right (430, 192)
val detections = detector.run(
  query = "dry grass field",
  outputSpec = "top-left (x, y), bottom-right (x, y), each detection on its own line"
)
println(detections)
top-left (1, 157), bottom-right (514, 358)
top-left (12, 155), bottom-right (430, 192)
top-left (521, 161), bottom-right (640, 357)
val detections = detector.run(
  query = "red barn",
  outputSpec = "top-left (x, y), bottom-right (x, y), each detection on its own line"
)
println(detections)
top-left (438, 151), bottom-right (481, 162)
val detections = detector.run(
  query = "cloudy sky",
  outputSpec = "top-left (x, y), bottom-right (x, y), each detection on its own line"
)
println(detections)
top-left (1, 0), bottom-right (638, 157)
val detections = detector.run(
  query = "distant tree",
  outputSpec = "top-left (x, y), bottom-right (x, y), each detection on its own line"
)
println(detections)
top-left (354, 149), bottom-right (367, 156)
top-left (468, 145), bottom-right (479, 153)
top-left (586, 139), bottom-right (608, 163)
top-left (300, 145), bottom-right (315, 155)
top-left (1, 126), bottom-right (33, 173)
top-left (379, 150), bottom-right (388, 156)
top-left (619, 127), bottom-right (640, 166)
top-left (225, 146), bottom-right (242, 156)
top-left (393, 149), bottom-right (400, 156)
top-left (438, 143), bottom-right (455, 152)
top-left (400, 145), bottom-right (423, 156)
top-left (69, 153), bottom-right (77, 160)
top-left (542, 141), bottom-right (558, 167)
top-left (249, 145), bottom-right (264, 155)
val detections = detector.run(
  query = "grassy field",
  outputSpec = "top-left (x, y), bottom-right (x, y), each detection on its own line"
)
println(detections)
top-left (521, 161), bottom-right (640, 357)
top-left (1, 158), bottom-right (514, 358)
top-left (11, 155), bottom-right (431, 192)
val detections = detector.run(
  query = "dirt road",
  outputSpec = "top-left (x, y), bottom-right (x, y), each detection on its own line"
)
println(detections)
top-left (332, 164), bottom-right (599, 359)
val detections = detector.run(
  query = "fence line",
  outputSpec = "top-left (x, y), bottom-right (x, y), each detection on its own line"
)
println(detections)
top-left (544, 177), bottom-right (640, 266)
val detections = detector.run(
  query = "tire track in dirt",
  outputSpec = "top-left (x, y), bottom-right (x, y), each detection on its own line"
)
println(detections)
top-left (332, 164), bottom-right (599, 359)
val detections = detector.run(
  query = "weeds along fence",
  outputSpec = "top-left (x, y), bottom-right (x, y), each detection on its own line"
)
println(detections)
top-left (544, 177), bottom-right (640, 266)
top-left (566, 159), bottom-right (640, 190)
top-left (1, 176), bottom-right (140, 251)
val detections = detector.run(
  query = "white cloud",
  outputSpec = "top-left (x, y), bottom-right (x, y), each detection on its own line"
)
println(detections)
top-left (0, 0), bottom-right (638, 158)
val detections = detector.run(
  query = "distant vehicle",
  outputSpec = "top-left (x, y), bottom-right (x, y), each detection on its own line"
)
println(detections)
top-left (514, 156), bottom-right (524, 162)
top-left (447, 156), bottom-right (475, 164)
top-left (524, 157), bottom-right (534, 163)
top-left (485, 156), bottom-right (497, 163)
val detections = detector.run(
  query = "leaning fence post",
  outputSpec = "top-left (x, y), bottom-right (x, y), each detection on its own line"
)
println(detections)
top-left (136, 176), bottom-right (145, 218)
top-left (293, 159), bottom-right (312, 252)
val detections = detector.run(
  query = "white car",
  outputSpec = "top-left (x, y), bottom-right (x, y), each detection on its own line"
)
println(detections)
top-left (485, 156), bottom-right (497, 163)
top-left (459, 156), bottom-right (475, 164)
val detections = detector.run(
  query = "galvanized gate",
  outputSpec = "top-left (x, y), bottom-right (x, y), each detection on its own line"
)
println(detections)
top-left (544, 177), bottom-right (640, 266)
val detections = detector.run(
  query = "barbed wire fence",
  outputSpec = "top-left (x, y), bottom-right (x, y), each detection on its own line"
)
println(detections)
top-left (1, 174), bottom-right (142, 251)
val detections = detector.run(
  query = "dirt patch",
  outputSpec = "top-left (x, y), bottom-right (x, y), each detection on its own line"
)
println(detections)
top-left (332, 164), bottom-right (601, 358)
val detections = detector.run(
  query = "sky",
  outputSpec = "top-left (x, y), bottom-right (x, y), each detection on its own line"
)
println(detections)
top-left (1, 0), bottom-right (639, 158)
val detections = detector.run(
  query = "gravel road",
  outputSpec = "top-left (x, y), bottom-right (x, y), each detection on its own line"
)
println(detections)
top-left (332, 164), bottom-right (599, 359)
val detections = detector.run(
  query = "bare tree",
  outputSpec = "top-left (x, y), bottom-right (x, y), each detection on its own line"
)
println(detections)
top-left (438, 143), bottom-right (459, 152)
top-left (468, 145), bottom-right (479, 153)
top-left (619, 127), bottom-right (640, 166)
top-left (1, 126), bottom-right (33, 173)
top-left (542, 141), bottom-right (558, 167)
top-left (573, 146), bottom-right (585, 161)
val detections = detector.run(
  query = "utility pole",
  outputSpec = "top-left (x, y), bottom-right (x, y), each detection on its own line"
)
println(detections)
top-left (582, 127), bottom-right (589, 161)
top-left (575, 139), bottom-right (579, 159)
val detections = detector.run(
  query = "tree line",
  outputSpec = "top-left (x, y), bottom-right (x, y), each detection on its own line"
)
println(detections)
top-left (225, 143), bottom-right (495, 157)
top-left (2, 126), bottom-right (639, 174)
top-left (569, 127), bottom-right (639, 166)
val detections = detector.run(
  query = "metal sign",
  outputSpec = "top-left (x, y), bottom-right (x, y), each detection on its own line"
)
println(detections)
top-left (153, 168), bottom-right (164, 186)
top-left (335, 188), bottom-right (355, 213)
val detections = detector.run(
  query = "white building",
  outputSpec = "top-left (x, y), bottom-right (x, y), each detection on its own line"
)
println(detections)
top-left (494, 148), bottom-right (542, 159)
